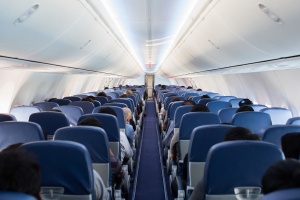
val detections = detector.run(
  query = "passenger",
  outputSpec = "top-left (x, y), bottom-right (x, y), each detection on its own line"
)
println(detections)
top-left (262, 159), bottom-right (300, 194)
top-left (82, 97), bottom-right (94, 102)
top-left (124, 90), bottom-right (133, 95)
top-left (201, 94), bottom-right (210, 99)
top-left (281, 132), bottom-right (300, 159)
top-left (122, 107), bottom-right (135, 146)
top-left (238, 98), bottom-right (253, 107)
top-left (182, 99), bottom-right (196, 106)
top-left (97, 92), bottom-right (107, 97)
top-left (119, 94), bottom-right (128, 98)
top-left (236, 105), bottom-right (254, 113)
top-left (197, 88), bottom-right (202, 91)
top-left (99, 107), bottom-right (133, 162)
top-left (190, 104), bottom-right (210, 112)
top-left (162, 96), bottom-right (181, 130)
top-left (0, 147), bottom-right (42, 200)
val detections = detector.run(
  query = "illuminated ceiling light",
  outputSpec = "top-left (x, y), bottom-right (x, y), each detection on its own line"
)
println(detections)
top-left (14, 4), bottom-right (39, 25)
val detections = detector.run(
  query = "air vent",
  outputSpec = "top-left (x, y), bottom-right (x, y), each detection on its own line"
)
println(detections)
top-left (258, 3), bottom-right (283, 24)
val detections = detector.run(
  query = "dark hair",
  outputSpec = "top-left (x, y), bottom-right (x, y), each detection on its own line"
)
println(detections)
top-left (81, 97), bottom-right (93, 102)
top-left (197, 88), bottom-right (202, 91)
top-left (239, 98), bottom-right (253, 107)
top-left (236, 105), bottom-right (254, 113)
top-left (182, 100), bottom-right (196, 106)
top-left (87, 96), bottom-right (95, 100)
top-left (78, 117), bottom-right (102, 128)
top-left (48, 98), bottom-right (57, 102)
top-left (262, 159), bottom-right (300, 194)
top-left (190, 104), bottom-right (210, 112)
top-left (201, 95), bottom-right (210, 99)
top-left (171, 97), bottom-right (181, 102)
top-left (225, 127), bottom-right (260, 141)
top-left (97, 92), bottom-right (107, 97)
top-left (99, 107), bottom-right (117, 117)
top-left (0, 150), bottom-right (41, 199)
top-left (119, 94), bottom-right (128, 98)
top-left (281, 133), bottom-right (300, 159)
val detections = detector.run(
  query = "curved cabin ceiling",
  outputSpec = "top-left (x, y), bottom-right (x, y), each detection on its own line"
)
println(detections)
top-left (0, 0), bottom-right (300, 79)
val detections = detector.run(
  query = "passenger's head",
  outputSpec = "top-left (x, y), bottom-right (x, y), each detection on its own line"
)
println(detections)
top-left (197, 88), bottom-right (202, 91)
top-left (171, 97), bottom-right (181, 102)
top-left (182, 100), bottom-right (196, 106)
top-left (161, 85), bottom-right (167, 90)
top-left (87, 96), bottom-right (95, 100)
top-left (225, 127), bottom-right (260, 141)
top-left (236, 105), bottom-right (254, 113)
top-left (97, 92), bottom-right (107, 97)
top-left (239, 98), bottom-right (253, 107)
top-left (124, 90), bottom-right (133, 95)
top-left (99, 107), bottom-right (117, 117)
top-left (0, 147), bottom-right (41, 200)
top-left (281, 133), bottom-right (300, 159)
top-left (187, 86), bottom-right (193, 89)
top-left (119, 94), bottom-right (128, 98)
top-left (190, 104), bottom-right (210, 112)
top-left (122, 107), bottom-right (132, 123)
top-left (201, 95), bottom-right (210, 99)
top-left (81, 97), bottom-right (93, 102)
top-left (262, 159), bottom-right (300, 194)
top-left (78, 117), bottom-right (102, 128)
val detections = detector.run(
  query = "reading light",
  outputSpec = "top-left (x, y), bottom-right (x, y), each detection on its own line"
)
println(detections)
top-left (14, 4), bottom-right (39, 25)
top-left (258, 3), bottom-right (283, 24)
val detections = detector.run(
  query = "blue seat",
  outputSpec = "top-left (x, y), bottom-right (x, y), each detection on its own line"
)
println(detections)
top-left (92, 100), bottom-right (101, 108)
top-left (207, 101), bottom-right (232, 114)
top-left (49, 99), bottom-right (71, 106)
top-left (0, 121), bottom-right (45, 151)
top-left (260, 125), bottom-right (300, 146)
top-left (20, 141), bottom-right (94, 200)
top-left (33, 102), bottom-right (59, 111)
top-left (218, 96), bottom-right (237, 102)
top-left (191, 96), bottom-right (202, 104)
top-left (78, 113), bottom-right (120, 158)
top-left (74, 94), bottom-right (88, 98)
top-left (207, 93), bottom-right (220, 98)
top-left (95, 96), bottom-right (108, 105)
top-left (218, 108), bottom-right (238, 124)
top-left (187, 125), bottom-right (235, 194)
top-left (0, 113), bottom-right (16, 122)
top-left (261, 188), bottom-right (300, 200)
top-left (232, 112), bottom-right (272, 133)
top-left (53, 105), bottom-right (84, 126)
top-left (63, 96), bottom-right (82, 102)
top-left (164, 96), bottom-right (179, 111)
top-left (10, 106), bottom-right (41, 121)
top-left (69, 101), bottom-right (95, 114)
top-left (109, 99), bottom-right (134, 113)
top-left (0, 191), bottom-right (36, 200)
top-left (260, 107), bottom-right (292, 125)
top-left (127, 94), bottom-right (137, 106)
top-left (103, 102), bottom-right (127, 108)
top-left (54, 126), bottom-right (111, 189)
top-left (29, 112), bottom-right (70, 139)
top-left (106, 92), bottom-right (117, 99)
top-left (183, 93), bottom-right (199, 98)
top-left (203, 141), bottom-right (284, 199)
top-left (106, 96), bottom-right (113, 101)
top-left (286, 117), bottom-right (300, 125)
top-left (198, 98), bottom-right (217, 105)
top-left (229, 98), bottom-right (244, 108)
top-left (251, 104), bottom-right (267, 111)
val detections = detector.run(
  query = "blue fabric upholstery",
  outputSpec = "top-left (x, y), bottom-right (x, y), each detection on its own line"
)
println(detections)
top-left (69, 101), bottom-right (95, 114)
top-left (260, 107), bottom-right (292, 125)
top-left (33, 102), bottom-right (59, 111)
top-left (95, 96), bottom-right (108, 105)
top-left (29, 112), bottom-right (70, 137)
top-left (286, 117), bottom-right (300, 125)
top-left (0, 121), bottom-right (44, 150)
top-left (261, 188), bottom-right (300, 200)
top-left (168, 101), bottom-right (184, 121)
top-left (198, 98), bottom-right (217, 105)
top-left (229, 98), bottom-right (244, 108)
top-left (207, 93), bottom-right (220, 98)
top-left (109, 99), bottom-right (134, 112)
top-left (92, 100), bottom-right (101, 107)
top-left (63, 96), bottom-right (81, 102)
top-left (10, 106), bottom-right (41, 121)
top-left (183, 93), bottom-right (199, 98)
top-left (20, 141), bottom-right (94, 198)
top-left (191, 96), bottom-right (202, 104)
top-left (103, 102), bottom-right (127, 108)
top-left (218, 96), bottom-right (237, 102)
top-left (93, 106), bottom-right (126, 129)
top-left (174, 106), bottom-right (193, 128)
top-left (74, 94), bottom-right (88, 98)
top-left (218, 108), bottom-right (238, 124)
top-left (0, 113), bottom-right (16, 122)
top-left (203, 141), bottom-right (284, 198)
top-left (53, 105), bottom-right (83, 126)
top-left (260, 125), bottom-right (300, 146)
top-left (0, 191), bottom-right (36, 200)
top-left (232, 112), bottom-right (272, 133)
top-left (207, 101), bottom-right (232, 114)
top-left (49, 99), bottom-right (71, 106)
top-left (251, 104), bottom-right (267, 111)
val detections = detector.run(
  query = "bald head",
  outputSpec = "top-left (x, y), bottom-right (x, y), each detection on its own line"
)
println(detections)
top-left (122, 107), bottom-right (132, 122)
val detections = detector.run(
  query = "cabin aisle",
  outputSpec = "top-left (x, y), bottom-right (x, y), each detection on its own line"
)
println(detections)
top-left (133, 101), bottom-right (167, 200)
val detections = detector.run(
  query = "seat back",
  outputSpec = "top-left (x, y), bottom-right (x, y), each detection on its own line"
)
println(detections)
top-left (0, 121), bottom-right (45, 151)
top-left (229, 98), bottom-right (244, 108)
top-left (69, 101), bottom-right (95, 114)
top-left (54, 126), bottom-right (111, 188)
top-left (198, 98), bottom-right (217, 105)
top-left (261, 188), bottom-right (300, 200)
top-left (103, 102), bottom-right (127, 108)
top-left (232, 112), bottom-right (272, 133)
top-left (218, 108), bottom-right (238, 124)
top-left (218, 96), bottom-right (237, 102)
top-left (286, 117), bottom-right (300, 125)
top-left (0, 191), bottom-right (36, 200)
top-left (49, 99), bottom-right (71, 106)
top-left (33, 102), bottom-right (59, 111)
top-left (29, 112), bottom-right (70, 139)
top-left (191, 96), bottom-right (202, 104)
top-left (92, 100), bottom-right (101, 108)
top-left (207, 101), bottom-right (232, 114)
top-left (10, 106), bottom-right (41, 121)
top-left (174, 106), bottom-right (193, 128)
top-left (20, 141), bottom-right (94, 200)
top-left (95, 96), bottom-right (108, 105)
top-left (179, 113), bottom-right (221, 161)
top-left (78, 114), bottom-right (120, 159)
top-left (207, 93), bottom-right (220, 98)
top-left (203, 141), bottom-right (284, 199)
top-left (250, 104), bottom-right (268, 111)
top-left (168, 101), bottom-right (184, 121)
top-left (183, 93), bottom-right (199, 98)
top-left (63, 96), bottom-right (81, 102)
top-left (188, 125), bottom-right (235, 188)
top-left (260, 125), bottom-right (300, 146)
top-left (110, 99), bottom-right (134, 113)
top-left (53, 105), bottom-right (83, 126)
top-left (0, 113), bottom-right (16, 122)
top-left (260, 107), bottom-right (292, 125)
